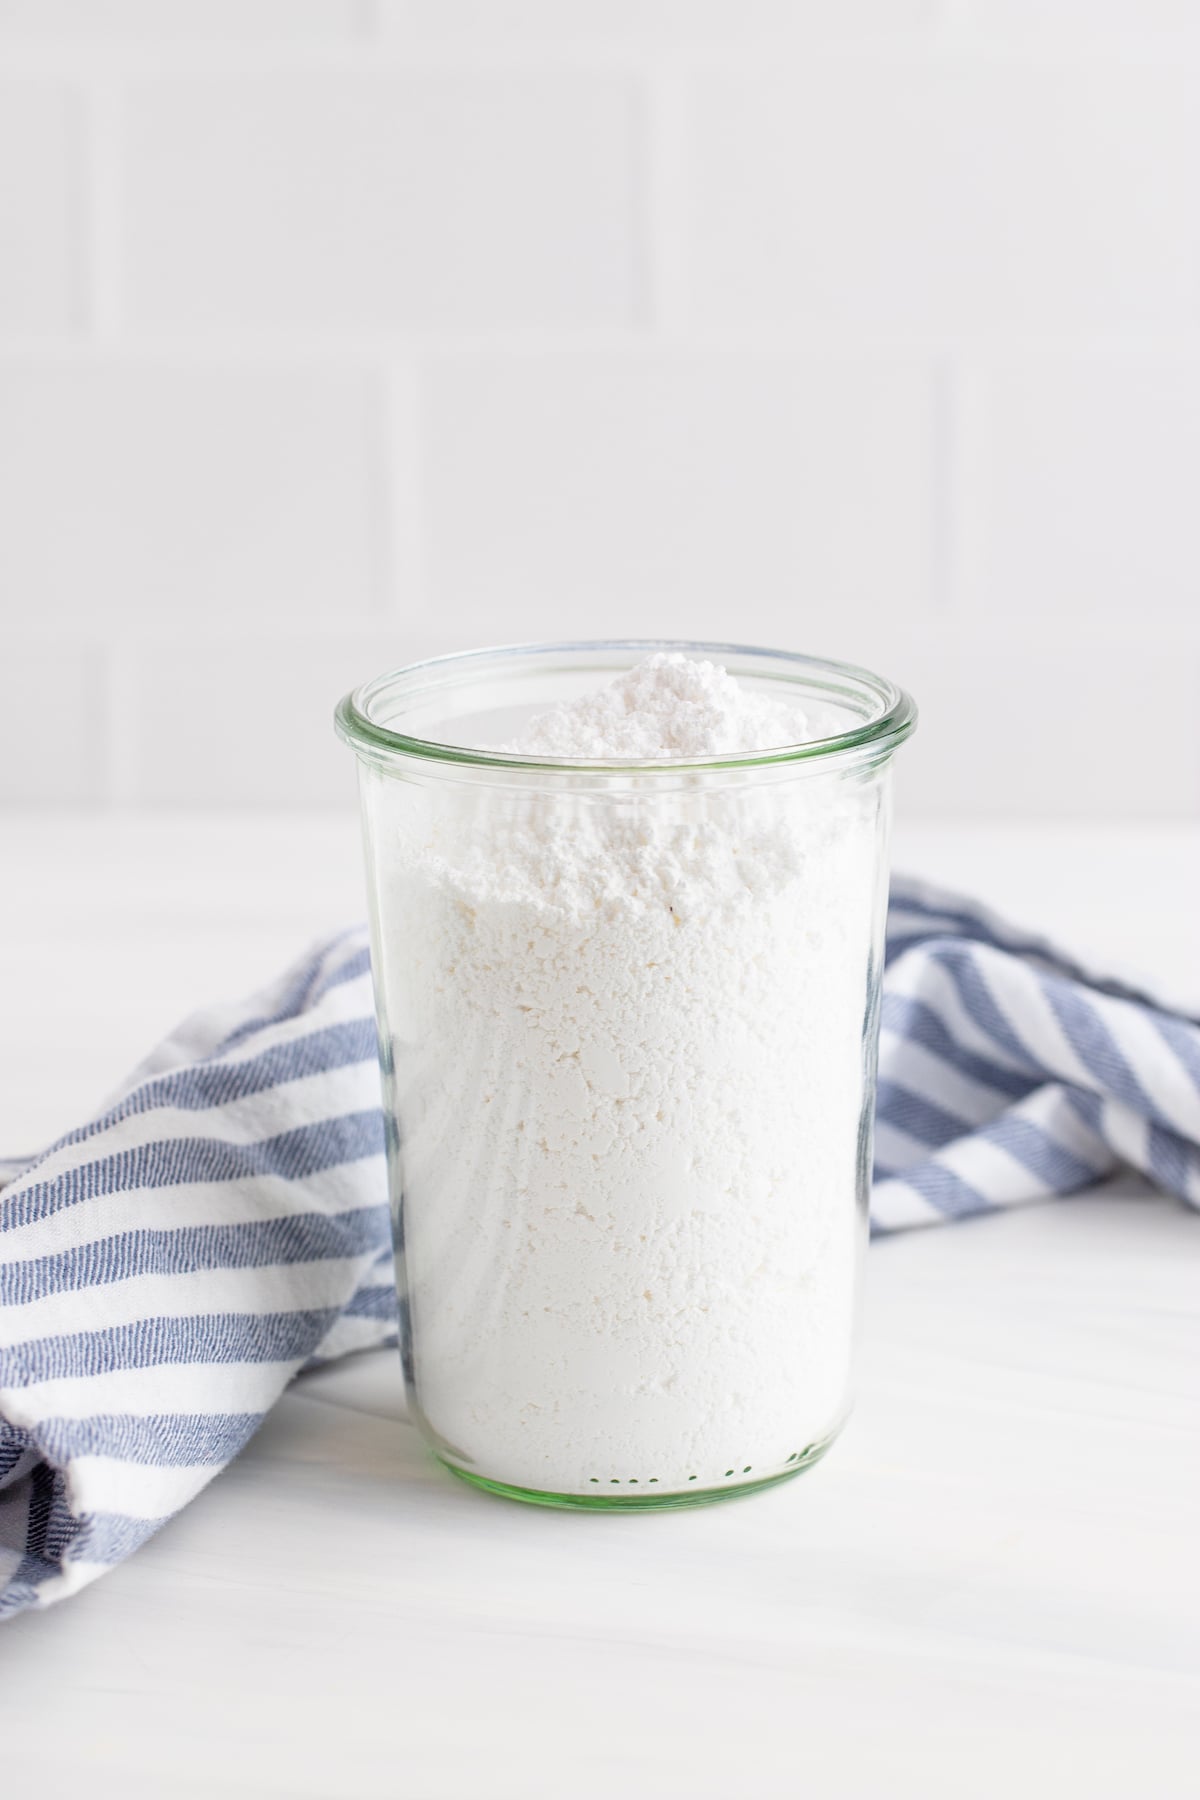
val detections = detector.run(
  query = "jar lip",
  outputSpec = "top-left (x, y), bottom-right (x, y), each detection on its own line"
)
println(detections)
top-left (335, 639), bottom-right (917, 776)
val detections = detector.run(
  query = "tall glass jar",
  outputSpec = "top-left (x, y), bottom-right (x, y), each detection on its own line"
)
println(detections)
top-left (336, 642), bottom-right (915, 1509)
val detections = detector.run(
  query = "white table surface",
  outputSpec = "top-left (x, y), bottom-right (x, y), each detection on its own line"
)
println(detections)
top-left (0, 814), bottom-right (1197, 1799)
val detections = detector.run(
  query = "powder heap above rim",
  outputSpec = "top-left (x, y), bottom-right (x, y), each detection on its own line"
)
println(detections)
top-left (335, 639), bottom-right (918, 777)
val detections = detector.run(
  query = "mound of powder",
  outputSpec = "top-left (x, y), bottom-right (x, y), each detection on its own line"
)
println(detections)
top-left (505, 651), bottom-right (812, 759)
top-left (373, 655), bottom-right (884, 1497)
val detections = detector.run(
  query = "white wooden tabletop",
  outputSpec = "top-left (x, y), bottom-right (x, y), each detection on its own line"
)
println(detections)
top-left (1, 815), bottom-right (1197, 1799)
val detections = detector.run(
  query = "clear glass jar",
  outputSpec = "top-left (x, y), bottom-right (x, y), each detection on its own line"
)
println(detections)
top-left (336, 642), bottom-right (915, 1509)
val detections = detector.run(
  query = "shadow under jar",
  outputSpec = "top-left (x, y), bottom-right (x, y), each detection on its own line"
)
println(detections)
top-left (336, 641), bottom-right (916, 1509)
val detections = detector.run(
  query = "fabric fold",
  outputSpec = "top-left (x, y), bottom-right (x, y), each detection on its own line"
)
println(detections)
top-left (1, 932), bottom-right (388, 1619)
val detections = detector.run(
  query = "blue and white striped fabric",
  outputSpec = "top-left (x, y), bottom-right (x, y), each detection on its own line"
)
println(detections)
top-left (875, 880), bottom-right (1200, 1229)
top-left (2, 881), bottom-right (1197, 1618)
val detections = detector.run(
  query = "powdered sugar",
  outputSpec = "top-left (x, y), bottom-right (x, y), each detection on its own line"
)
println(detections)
top-left (370, 655), bottom-right (888, 1498)
top-left (505, 650), bottom-right (813, 760)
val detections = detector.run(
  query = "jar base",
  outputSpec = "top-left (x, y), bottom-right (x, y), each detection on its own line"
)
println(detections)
top-left (434, 1431), bottom-right (840, 1511)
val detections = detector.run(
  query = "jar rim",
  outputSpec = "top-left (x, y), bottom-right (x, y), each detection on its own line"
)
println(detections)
top-left (334, 639), bottom-right (917, 777)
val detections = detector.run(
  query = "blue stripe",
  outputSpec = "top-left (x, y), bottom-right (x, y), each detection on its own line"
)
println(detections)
top-left (927, 944), bottom-right (1041, 1071)
top-left (1063, 1087), bottom-right (1198, 1203)
top-left (889, 884), bottom-right (1015, 933)
top-left (342, 1283), bottom-right (398, 1322)
top-left (9, 1461), bottom-right (56, 1595)
top-left (875, 1096), bottom-right (1106, 1196)
top-left (889, 885), bottom-right (1177, 1013)
top-left (33, 1412), bottom-right (262, 1469)
top-left (1150, 1009), bottom-right (1200, 1084)
top-left (309, 945), bottom-right (372, 1004)
top-left (888, 893), bottom-right (1064, 964)
top-left (213, 938), bottom-right (348, 1053)
top-left (888, 1160), bottom-right (994, 1220)
top-left (37, 1019), bottom-right (379, 1171)
top-left (2, 1109), bottom-right (385, 1232)
top-left (1042, 981), bottom-right (1164, 1123)
top-left (0, 1422), bottom-right (31, 1483)
top-left (0, 1203), bottom-right (390, 1304)
top-left (982, 1113), bottom-right (1104, 1191)
top-left (876, 1079), bottom-right (972, 1149)
top-left (880, 991), bottom-right (1033, 1101)
top-left (1, 1496), bottom-right (171, 1598)
top-left (215, 938), bottom-right (368, 1054)
top-left (4, 1552), bottom-right (59, 1611)
top-left (1050, 979), bottom-right (1200, 1202)
top-left (0, 1307), bottom-right (343, 1386)
top-left (43, 1478), bottom-right (93, 1562)
top-left (0, 1500), bottom-right (172, 1600)
top-left (886, 892), bottom-right (1046, 959)
top-left (1064, 1087), bottom-right (1105, 1135)
top-left (1145, 1122), bottom-right (1198, 1201)
top-left (886, 927), bottom-right (975, 964)
top-left (66, 1510), bottom-right (166, 1567)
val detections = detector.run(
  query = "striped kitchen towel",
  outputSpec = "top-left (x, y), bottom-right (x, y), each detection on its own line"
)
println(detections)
top-left (2, 881), bottom-right (1198, 1618)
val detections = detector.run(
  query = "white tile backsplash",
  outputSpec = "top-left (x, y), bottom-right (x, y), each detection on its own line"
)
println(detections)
top-left (122, 74), bottom-right (642, 331)
top-left (964, 356), bottom-right (1200, 621)
top-left (129, 632), bottom-right (417, 808)
top-left (376, 0), bottom-right (938, 44)
top-left (0, 84), bottom-right (81, 331)
top-left (0, 643), bottom-right (106, 805)
top-left (0, 1), bottom-right (364, 40)
top-left (683, 59), bottom-right (1200, 334)
top-left (882, 632), bottom-right (1200, 821)
top-left (0, 15), bottom-right (1197, 820)
top-left (0, 362), bottom-right (385, 621)
top-left (421, 352), bottom-right (935, 641)
top-left (958, 2), bottom-right (1200, 35)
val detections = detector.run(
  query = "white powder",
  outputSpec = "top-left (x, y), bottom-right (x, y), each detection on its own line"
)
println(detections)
top-left (376, 654), bottom-right (884, 1497)
top-left (504, 651), bottom-right (812, 760)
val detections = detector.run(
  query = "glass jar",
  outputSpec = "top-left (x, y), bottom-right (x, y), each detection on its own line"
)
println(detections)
top-left (336, 641), bottom-right (915, 1509)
